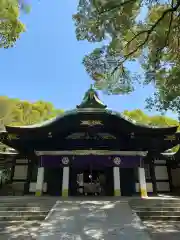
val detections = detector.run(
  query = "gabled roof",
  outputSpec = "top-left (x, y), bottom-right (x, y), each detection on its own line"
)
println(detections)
top-left (5, 108), bottom-right (178, 134)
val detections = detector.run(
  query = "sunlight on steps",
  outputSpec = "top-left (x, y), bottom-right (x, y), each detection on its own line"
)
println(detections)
top-left (130, 195), bottom-right (180, 240)
top-left (0, 198), bottom-right (56, 239)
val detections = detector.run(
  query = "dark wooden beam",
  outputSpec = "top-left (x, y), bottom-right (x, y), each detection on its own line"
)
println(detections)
top-left (150, 160), bottom-right (157, 195)
top-left (166, 161), bottom-right (173, 193)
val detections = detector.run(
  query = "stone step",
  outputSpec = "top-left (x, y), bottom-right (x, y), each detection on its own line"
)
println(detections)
top-left (0, 199), bottom-right (54, 203)
top-left (0, 203), bottom-right (53, 206)
top-left (132, 204), bottom-right (180, 210)
top-left (0, 196), bottom-right (58, 201)
top-left (143, 220), bottom-right (180, 228)
top-left (0, 206), bottom-right (53, 209)
top-left (131, 202), bottom-right (180, 205)
top-left (0, 220), bottom-right (41, 237)
top-left (133, 206), bottom-right (180, 212)
top-left (0, 214), bottom-right (47, 221)
top-left (133, 204), bottom-right (180, 208)
top-left (131, 199), bottom-right (180, 204)
top-left (139, 215), bottom-right (180, 221)
top-left (0, 202), bottom-right (55, 206)
top-left (129, 201), bottom-right (180, 207)
top-left (0, 220), bottom-right (42, 228)
top-left (0, 200), bottom-right (55, 204)
top-left (143, 220), bottom-right (180, 225)
top-left (0, 210), bottom-right (48, 217)
top-left (0, 201), bottom-right (56, 206)
top-left (137, 210), bottom-right (180, 217)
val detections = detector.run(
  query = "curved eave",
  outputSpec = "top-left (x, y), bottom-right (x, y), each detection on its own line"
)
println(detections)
top-left (0, 151), bottom-right (18, 155)
top-left (161, 152), bottom-right (177, 157)
top-left (5, 108), bottom-right (178, 134)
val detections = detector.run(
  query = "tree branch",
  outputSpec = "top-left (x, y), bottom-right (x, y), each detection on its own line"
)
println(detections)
top-left (151, 9), bottom-right (174, 71)
top-left (112, 0), bottom-right (180, 74)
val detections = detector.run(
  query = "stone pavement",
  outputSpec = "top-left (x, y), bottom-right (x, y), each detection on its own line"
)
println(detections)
top-left (144, 220), bottom-right (180, 240)
top-left (38, 199), bottom-right (151, 240)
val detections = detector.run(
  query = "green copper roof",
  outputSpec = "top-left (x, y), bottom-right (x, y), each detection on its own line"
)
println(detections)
top-left (76, 84), bottom-right (107, 109)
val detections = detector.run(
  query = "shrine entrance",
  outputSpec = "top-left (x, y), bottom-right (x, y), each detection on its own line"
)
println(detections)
top-left (69, 164), bottom-right (114, 196)
top-left (120, 168), bottom-right (136, 196)
top-left (45, 168), bottom-right (63, 196)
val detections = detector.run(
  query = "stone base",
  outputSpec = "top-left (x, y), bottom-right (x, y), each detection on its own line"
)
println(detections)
top-left (114, 189), bottom-right (121, 196)
top-left (140, 188), bottom-right (148, 198)
top-left (62, 189), bottom-right (68, 197)
top-left (35, 190), bottom-right (42, 197)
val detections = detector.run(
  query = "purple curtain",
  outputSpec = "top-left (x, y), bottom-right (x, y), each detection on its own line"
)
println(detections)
top-left (41, 155), bottom-right (140, 168)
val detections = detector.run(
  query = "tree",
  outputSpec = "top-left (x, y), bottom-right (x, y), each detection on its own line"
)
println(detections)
top-left (123, 109), bottom-right (179, 128)
top-left (0, 96), bottom-right (17, 128)
top-left (0, 96), bottom-right (64, 127)
top-left (0, 0), bottom-right (30, 48)
top-left (123, 109), bottom-right (150, 124)
top-left (73, 0), bottom-right (180, 113)
top-left (0, 97), bottom-right (64, 152)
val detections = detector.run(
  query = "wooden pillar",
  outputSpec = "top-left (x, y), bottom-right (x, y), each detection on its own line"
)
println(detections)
top-left (150, 159), bottom-right (157, 195)
top-left (35, 156), bottom-right (44, 196)
top-left (166, 160), bottom-right (173, 193)
top-left (35, 167), bottom-right (44, 196)
top-left (24, 159), bottom-right (33, 194)
top-left (62, 167), bottom-right (69, 197)
top-left (138, 157), bottom-right (148, 198)
top-left (10, 155), bottom-right (16, 182)
top-left (113, 167), bottom-right (121, 196)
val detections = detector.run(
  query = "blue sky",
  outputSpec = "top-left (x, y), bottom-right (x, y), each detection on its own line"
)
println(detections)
top-left (0, 1), bottom-right (177, 118)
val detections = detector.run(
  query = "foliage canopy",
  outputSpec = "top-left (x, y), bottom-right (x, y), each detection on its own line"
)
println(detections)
top-left (73, 0), bottom-right (180, 114)
top-left (0, 96), bottom-right (64, 128)
top-left (0, 0), bottom-right (30, 48)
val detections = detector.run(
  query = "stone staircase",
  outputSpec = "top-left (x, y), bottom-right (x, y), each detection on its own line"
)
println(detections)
top-left (129, 198), bottom-right (180, 221)
top-left (0, 197), bottom-right (56, 239)
top-left (129, 197), bottom-right (180, 240)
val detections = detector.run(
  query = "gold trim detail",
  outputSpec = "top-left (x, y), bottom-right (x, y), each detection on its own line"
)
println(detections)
top-left (164, 135), bottom-right (176, 140)
top-left (80, 120), bottom-right (103, 126)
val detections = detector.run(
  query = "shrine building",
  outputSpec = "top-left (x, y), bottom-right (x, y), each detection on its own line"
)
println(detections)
top-left (0, 86), bottom-right (180, 197)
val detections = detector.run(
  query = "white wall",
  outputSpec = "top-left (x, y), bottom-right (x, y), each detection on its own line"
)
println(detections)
top-left (29, 182), bottom-right (47, 192)
top-left (12, 159), bottom-right (28, 193)
top-left (155, 166), bottom-right (168, 180)
top-left (13, 165), bottom-right (28, 180)
top-left (155, 164), bottom-right (170, 191)
top-left (135, 160), bottom-right (170, 193)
